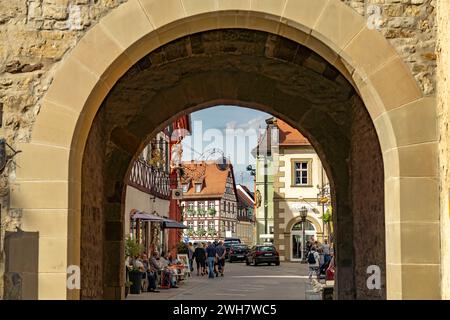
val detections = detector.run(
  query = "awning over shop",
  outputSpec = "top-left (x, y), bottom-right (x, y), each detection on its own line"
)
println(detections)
top-left (130, 209), bottom-right (186, 228)
top-left (162, 219), bottom-right (187, 229)
top-left (130, 210), bottom-right (164, 221)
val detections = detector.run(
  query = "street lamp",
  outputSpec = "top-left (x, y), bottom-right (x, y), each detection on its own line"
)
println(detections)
top-left (246, 165), bottom-right (256, 176)
top-left (299, 206), bottom-right (308, 263)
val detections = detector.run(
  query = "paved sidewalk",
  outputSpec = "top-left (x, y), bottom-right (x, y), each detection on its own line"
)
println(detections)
top-left (127, 262), bottom-right (310, 300)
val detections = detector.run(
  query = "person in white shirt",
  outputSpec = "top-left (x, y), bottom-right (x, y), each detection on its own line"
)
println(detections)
top-left (159, 252), bottom-right (178, 288)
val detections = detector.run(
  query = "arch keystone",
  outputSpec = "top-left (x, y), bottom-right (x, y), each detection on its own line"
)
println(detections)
top-left (138, 0), bottom-right (186, 29)
top-left (282, 0), bottom-right (329, 34)
top-left (250, 0), bottom-right (287, 16)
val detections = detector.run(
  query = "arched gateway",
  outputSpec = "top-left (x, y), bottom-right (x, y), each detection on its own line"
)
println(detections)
top-left (12, 0), bottom-right (440, 300)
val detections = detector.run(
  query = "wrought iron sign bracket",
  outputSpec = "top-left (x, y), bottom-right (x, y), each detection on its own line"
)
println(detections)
top-left (0, 138), bottom-right (22, 174)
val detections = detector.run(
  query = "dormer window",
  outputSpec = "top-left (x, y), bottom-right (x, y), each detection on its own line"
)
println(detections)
top-left (195, 183), bottom-right (202, 193)
top-left (182, 183), bottom-right (190, 192)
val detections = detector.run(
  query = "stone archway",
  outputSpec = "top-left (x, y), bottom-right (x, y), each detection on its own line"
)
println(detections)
top-left (12, 0), bottom-right (440, 300)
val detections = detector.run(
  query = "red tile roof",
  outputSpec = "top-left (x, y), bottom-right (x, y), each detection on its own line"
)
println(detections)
top-left (181, 161), bottom-right (234, 199)
top-left (277, 119), bottom-right (310, 146)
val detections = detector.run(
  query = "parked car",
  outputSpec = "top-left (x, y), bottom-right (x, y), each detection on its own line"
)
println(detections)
top-left (224, 238), bottom-right (241, 259)
top-left (228, 244), bottom-right (249, 262)
top-left (246, 245), bottom-right (280, 266)
top-left (224, 237), bottom-right (241, 244)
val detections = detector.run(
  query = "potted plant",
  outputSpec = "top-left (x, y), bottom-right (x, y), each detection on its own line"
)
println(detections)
top-left (197, 228), bottom-right (207, 237)
top-left (125, 237), bottom-right (144, 294)
top-left (207, 208), bottom-right (216, 217)
top-left (207, 229), bottom-right (217, 237)
top-left (197, 209), bottom-right (205, 217)
top-left (177, 241), bottom-right (189, 254)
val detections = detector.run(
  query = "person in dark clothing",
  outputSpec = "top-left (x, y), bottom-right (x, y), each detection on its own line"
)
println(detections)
top-left (142, 253), bottom-right (159, 293)
top-left (215, 241), bottom-right (226, 276)
top-left (188, 242), bottom-right (195, 272)
top-left (206, 242), bottom-right (217, 278)
top-left (144, 252), bottom-right (160, 292)
top-left (194, 242), bottom-right (207, 276)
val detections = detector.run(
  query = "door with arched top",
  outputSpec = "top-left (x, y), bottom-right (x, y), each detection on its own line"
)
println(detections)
top-left (291, 221), bottom-right (316, 261)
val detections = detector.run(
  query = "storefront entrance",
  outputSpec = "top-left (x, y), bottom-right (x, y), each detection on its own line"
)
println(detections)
top-left (291, 221), bottom-right (316, 261)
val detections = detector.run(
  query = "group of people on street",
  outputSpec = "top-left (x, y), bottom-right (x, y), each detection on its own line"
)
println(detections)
top-left (187, 241), bottom-right (227, 278)
top-left (127, 250), bottom-right (183, 293)
top-left (305, 238), bottom-right (335, 280)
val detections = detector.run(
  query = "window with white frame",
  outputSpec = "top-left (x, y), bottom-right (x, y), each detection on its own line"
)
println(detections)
top-left (198, 221), bottom-right (204, 230)
top-left (208, 202), bottom-right (215, 210)
top-left (182, 183), bottom-right (190, 192)
top-left (208, 221), bottom-right (215, 230)
top-left (292, 159), bottom-right (312, 186)
top-left (187, 202), bottom-right (194, 210)
top-left (188, 222), bottom-right (194, 229)
top-left (195, 183), bottom-right (202, 193)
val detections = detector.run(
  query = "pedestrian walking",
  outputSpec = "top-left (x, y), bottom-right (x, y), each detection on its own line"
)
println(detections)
top-left (194, 242), bottom-right (206, 276)
top-left (215, 241), bottom-right (226, 277)
top-left (206, 242), bottom-right (217, 278)
top-left (306, 237), bottom-right (314, 254)
top-left (322, 239), bottom-right (331, 264)
top-left (307, 246), bottom-right (320, 280)
top-left (188, 242), bottom-right (195, 272)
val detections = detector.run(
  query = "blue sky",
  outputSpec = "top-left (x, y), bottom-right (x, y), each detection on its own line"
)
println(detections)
top-left (182, 105), bottom-right (271, 189)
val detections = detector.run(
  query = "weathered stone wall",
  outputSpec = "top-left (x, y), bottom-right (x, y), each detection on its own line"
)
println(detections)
top-left (0, 0), bottom-right (127, 144)
top-left (80, 107), bottom-right (107, 300)
top-left (0, 0), bottom-right (127, 298)
top-left (436, 0), bottom-right (450, 300)
top-left (342, 0), bottom-right (436, 95)
top-left (350, 95), bottom-right (385, 299)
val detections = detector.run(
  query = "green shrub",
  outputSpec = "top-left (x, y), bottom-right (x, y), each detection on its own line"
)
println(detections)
top-left (125, 237), bottom-right (144, 258)
top-left (177, 241), bottom-right (188, 254)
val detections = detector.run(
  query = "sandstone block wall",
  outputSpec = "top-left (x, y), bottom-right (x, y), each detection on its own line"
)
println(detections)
top-left (436, 0), bottom-right (450, 300)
